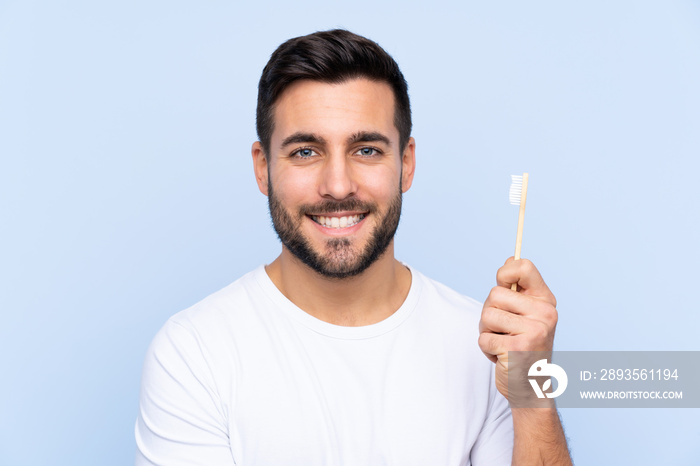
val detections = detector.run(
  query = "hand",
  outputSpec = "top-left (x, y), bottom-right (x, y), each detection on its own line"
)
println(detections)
top-left (478, 257), bottom-right (559, 400)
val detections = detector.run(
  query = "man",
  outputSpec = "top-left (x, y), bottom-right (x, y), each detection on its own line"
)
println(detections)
top-left (135, 29), bottom-right (571, 465)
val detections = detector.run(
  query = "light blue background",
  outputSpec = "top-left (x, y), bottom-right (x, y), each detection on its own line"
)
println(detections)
top-left (1, 1), bottom-right (699, 464)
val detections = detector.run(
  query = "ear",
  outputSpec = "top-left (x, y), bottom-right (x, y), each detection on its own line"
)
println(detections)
top-left (252, 141), bottom-right (269, 196)
top-left (400, 137), bottom-right (416, 193)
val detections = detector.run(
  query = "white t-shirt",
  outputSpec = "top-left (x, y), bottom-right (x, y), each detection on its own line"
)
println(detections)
top-left (135, 265), bottom-right (513, 465)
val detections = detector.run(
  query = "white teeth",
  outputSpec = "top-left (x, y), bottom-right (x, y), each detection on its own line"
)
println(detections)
top-left (311, 214), bottom-right (365, 229)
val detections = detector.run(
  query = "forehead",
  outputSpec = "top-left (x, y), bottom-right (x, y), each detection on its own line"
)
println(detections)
top-left (271, 78), bottom-right (398, 147)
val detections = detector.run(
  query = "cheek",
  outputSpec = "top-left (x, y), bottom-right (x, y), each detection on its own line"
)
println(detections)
top-left (358, 166), bottom-right (401, 197)
top-left (271, 167), bottom-right (317, 201)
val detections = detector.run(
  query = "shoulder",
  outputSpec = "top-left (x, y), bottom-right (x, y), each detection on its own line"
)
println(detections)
top-left (167, 266), bottom-right (267, 330)
top-left (416, 269), bottom-right (482, 308)
top-left (404, 266), bottom-right (486, 345)
top-left (141, 266), bottom-right (275, 393)
top-left (147, 266), bottom-right (273, 361)
top-left (410, 266), bottom-right (483, 317)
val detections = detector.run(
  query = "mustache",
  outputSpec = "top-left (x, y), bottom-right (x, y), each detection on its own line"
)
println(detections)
top-left (299, 198), bottom-right (377, 216)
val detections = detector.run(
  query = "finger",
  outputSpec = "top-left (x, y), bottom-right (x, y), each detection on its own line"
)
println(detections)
top-left (497, 257), bottom-right (544, 289)
top-left (480, 306), bottom-right (555, 348)
top-left (479, 325), bottom-right (553, 356)
top-left (484, 285), bottom-right (553, 318)
top-left (478, 332), bottom-right (520, 362)
top-left (480, 306), bottom-right (527, 335)
top-left (496, 258), bottom-right (556, 306)
top-left (478, 332), bottom-right (506, 363)
top-left (483, 286), bottom-right (558, 333)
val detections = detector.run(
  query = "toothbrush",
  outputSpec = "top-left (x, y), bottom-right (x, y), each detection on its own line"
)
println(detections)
top-left (509, 173), bottom-right (529, 291)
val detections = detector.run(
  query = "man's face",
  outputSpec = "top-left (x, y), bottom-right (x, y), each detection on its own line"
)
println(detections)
top-left (254, 78), bottom-right (415, 279)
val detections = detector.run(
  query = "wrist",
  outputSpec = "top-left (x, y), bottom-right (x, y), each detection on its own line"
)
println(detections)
top-left (511, 405), bottom-right (559, 425)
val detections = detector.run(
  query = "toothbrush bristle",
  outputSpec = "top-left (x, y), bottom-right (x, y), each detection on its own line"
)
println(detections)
top-left (509, 175), bottom-right (523, 205)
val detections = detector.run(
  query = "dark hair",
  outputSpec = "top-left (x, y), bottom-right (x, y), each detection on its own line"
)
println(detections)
top-left (256, 29), bottom-right (411, 156)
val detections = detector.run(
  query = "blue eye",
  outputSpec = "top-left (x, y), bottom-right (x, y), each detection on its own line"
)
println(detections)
top-left (357, 147), bottom-right (379, 157)
top-left (293, 148), bottom-right (317, 158)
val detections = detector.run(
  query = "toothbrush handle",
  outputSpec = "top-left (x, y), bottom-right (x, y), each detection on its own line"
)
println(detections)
top-left (512, 173), bottom-right (529, 290)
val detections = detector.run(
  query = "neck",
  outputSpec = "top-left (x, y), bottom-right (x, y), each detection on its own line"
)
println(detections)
top-left (265, 243), bottom-right (411, 326)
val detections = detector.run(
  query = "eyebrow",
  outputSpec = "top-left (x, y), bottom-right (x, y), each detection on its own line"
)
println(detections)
top-left (280, 131), bottom-right (392, 149)
top-left (281, 132), bottom-right (327, 148)
top-left (347, 131), bottom-right (391, 146)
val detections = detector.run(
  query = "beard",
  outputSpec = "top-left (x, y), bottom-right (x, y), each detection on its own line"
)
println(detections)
top-left (267, 180), bottom-right (403, 280)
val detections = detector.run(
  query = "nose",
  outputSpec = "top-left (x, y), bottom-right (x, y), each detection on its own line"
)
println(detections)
top-left (318, 153), bottom-right (357, 200)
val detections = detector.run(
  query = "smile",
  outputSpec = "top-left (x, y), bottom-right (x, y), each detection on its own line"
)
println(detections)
top-left (310, 214), bottom-right (366, 229)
